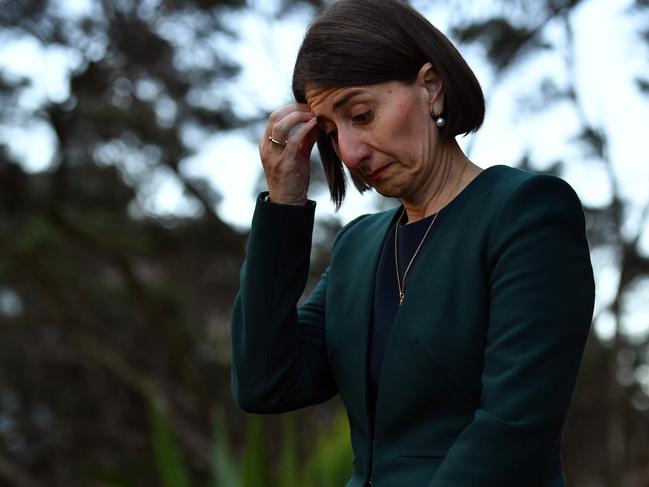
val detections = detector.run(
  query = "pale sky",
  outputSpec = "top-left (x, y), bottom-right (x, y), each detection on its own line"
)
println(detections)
top-left (0, 0), bottom-right (648, 341)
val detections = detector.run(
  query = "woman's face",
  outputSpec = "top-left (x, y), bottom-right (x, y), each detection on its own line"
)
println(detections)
top-left (305, 63), bottom-right (444, 202)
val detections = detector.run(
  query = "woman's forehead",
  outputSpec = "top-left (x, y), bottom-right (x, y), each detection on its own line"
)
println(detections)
top-left (305, 82), bottom-right (397, 113)
top-left (305, 86), bottom-right (354, 108)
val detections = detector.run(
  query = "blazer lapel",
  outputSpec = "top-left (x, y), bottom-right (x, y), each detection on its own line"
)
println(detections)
top-left (327, 207), bottom-right (401, 424)
top-left (374, 180), bottom-right (495, 419)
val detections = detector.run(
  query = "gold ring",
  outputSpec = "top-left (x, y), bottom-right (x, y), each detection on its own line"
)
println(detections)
top-left (269, 136), bottom-right (288, 147)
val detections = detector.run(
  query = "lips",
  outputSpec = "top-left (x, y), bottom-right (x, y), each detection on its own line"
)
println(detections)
top-left (367, 163), bottom-right (392, 181)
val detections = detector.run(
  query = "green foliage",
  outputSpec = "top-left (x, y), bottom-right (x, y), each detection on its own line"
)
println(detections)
top-left (212, 407), bottom-right (240, 487)
top-left (277, 414), bottom-right (300, 487)
top-left (220, 409), bottom-right (353, 487)
top-left (150, 400), bottom-right (192, 487)
top-left (303, 411), bottom-right (353, 487)
top-left (240, 415), bottom-right (272, 487)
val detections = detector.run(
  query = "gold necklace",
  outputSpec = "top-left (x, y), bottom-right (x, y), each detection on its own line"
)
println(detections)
top-left (394, 162), bottom-right (468, 306)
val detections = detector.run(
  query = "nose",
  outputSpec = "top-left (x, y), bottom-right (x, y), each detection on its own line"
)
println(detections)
top-left (337, 128), bottom-right (371, 170)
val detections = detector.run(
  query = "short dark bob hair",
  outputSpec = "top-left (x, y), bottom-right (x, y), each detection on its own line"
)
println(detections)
top-left (292, 0), bottom-right (485, 209)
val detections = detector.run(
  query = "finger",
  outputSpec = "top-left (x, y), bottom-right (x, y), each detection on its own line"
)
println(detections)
top-left (298, 120), bottom-right (320, 158)
top-left (264, 103), bottom-right (312, 138)
top-left (282, 118), bottom-right (319, 158)
top-left (270, 112), bottom-right (316, 146)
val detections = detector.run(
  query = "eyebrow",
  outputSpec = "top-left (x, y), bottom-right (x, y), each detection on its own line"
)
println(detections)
top-left (333, 89), bottom-right (366, 111)
top-left (316, 90), bottom-right (367, 124)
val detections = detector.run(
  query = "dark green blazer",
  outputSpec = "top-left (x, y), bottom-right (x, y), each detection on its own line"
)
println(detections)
top-left (231, 164), bottom-right (595, 487)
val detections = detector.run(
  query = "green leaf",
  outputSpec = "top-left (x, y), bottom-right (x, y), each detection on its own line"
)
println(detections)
top-left (240, 415), bottom-right (272, 487)
top-left (304, 411), bottom-right (352, 487)
top-left (150, 400), bottom-right (192, 487)
top-left (211, 406), bottom-right (240, 487)
top-left (277, 413), bottom-right (300, 487)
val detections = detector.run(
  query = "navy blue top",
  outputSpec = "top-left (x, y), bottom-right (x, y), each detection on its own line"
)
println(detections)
top-left (367, 197), bottom-right (460, 426)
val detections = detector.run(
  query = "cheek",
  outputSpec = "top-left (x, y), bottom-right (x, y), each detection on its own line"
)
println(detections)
top-left (386, 100), bottom-right (429, 145)
top-left (391, 101), bottom-right (414, 128)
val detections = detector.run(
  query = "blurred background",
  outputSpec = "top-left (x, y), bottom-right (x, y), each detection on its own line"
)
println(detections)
top-left (0, 0), bottom-right (648, 485)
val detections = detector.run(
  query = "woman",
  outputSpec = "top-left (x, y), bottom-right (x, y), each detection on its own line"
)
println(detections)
top-left (230, 1), bottom-right (595, 486)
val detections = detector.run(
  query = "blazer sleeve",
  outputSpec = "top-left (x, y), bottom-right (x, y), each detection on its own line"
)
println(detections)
top-left (428, 174), bottom-right (596, 486)
top-left (230, 193), bottom-right (338, 413)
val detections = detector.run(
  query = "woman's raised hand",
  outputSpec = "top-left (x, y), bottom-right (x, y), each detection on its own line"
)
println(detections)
top-left (260, 103), bottom-right (320, 206)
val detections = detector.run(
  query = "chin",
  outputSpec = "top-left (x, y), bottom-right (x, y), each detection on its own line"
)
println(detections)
top-left (372, 185), bottom-right (402, 200)
top-left (372, 179), bottom-right (404, 198)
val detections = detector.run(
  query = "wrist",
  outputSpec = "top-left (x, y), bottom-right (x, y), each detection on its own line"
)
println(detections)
top-left (265, 193), bottom-right (308, 206)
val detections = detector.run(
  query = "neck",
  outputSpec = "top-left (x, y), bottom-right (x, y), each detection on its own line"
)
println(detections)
top-left (401, 140), bottom-right (476, 224)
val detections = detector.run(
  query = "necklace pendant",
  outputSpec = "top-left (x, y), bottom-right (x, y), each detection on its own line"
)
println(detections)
top-left (399, 292), bottom-right (404, 306)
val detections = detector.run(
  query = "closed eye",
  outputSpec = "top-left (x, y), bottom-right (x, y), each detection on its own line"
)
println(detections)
top-left (326, 111), bottom-right (372, 141)
top-left (353, 111), bottom-right (372, 123)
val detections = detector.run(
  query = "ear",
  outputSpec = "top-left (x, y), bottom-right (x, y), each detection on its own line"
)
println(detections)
top-left (416, 62), bottom-right (444, 114)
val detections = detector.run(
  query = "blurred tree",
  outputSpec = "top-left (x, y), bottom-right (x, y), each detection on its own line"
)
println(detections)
top-left (0, 0), bottom-right (261, 485)
top-left (1, 0), bottom-right (648, 486)
top-left (0, 0), bottom-right (342, 484)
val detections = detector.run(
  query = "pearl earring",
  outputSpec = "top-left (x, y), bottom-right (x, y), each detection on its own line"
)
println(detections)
top-left (430, 108), bottom-right (446, 128)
